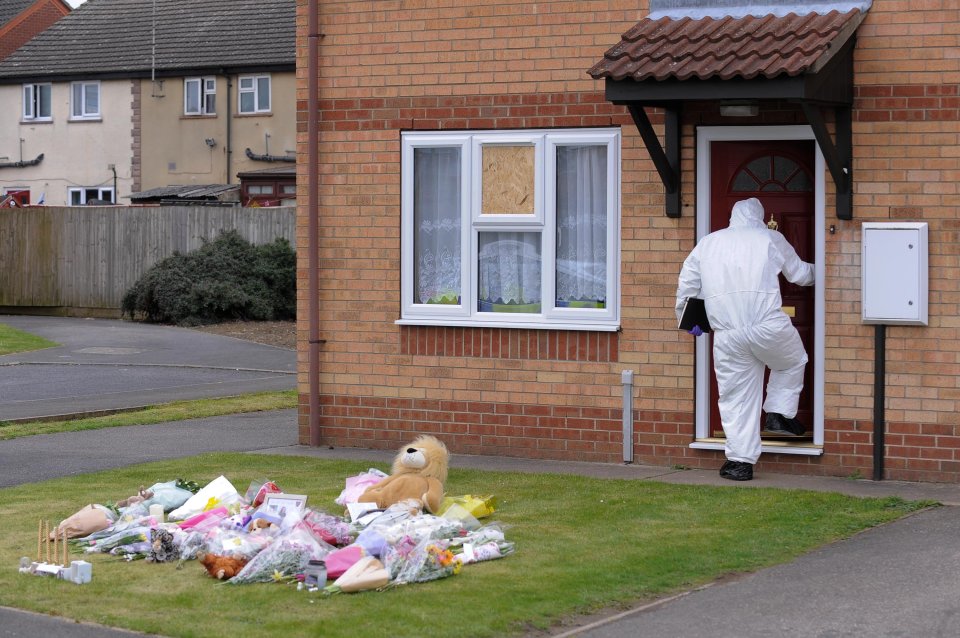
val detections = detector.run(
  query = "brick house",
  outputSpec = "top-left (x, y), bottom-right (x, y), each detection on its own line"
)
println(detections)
top-left (0, 0), bottom-right (295, 206)
top-left (296, 0), bottom-right (960, 483)
top-left (0, 0), bottom-right (70, 62)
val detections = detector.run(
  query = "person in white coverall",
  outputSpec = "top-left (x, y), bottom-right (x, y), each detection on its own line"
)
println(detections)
top-left (676, 197), bottom-right (815, 481)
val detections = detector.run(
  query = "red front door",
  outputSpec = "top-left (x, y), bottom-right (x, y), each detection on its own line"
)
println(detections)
top-left (708, 140), bottom-right (815, 439)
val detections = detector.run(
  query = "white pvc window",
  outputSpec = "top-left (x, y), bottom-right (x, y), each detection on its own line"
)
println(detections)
top-left (68, 187), bottom-right (114, 205)
top-left (22, 83), bottom-right (52, 120)
top-left (70, 81), bottom-right (100, 119)
top-left (238, 75), bottom-right (270, 114)
top-left (400, 129), bottom-right (620, 331)
top-left (184, 77), bottom-right (216, 115)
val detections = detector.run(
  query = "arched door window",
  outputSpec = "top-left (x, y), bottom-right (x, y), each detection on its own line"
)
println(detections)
top-left (731, 155), bottom-right (812, 193)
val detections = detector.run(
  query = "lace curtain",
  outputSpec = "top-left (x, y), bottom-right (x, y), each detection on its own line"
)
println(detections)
top-left (556, 145), bottom-right (607, 306)
top-left (478, 232), bottom-right (542, 309)
top-left (414, 147), bottom-right (461, 304)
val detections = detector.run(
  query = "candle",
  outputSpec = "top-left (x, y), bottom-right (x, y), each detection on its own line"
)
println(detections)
top-left (149, 504), bottom-right (164, 523)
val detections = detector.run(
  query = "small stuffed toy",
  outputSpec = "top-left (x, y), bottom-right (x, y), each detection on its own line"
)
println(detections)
top-left (147, 528), bottom-right (177, 563)
top-left (115, 485), bottom-right (154, 509)
top-left (199, 553), bottom-right (248, 580)
top-left (357, 435), bottom-right (449, 513)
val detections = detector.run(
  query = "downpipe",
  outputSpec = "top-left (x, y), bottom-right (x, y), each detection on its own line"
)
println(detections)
top-left (622, 370), bottom-right (634, 464)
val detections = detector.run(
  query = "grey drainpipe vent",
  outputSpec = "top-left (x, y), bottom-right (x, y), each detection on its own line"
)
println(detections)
top-left (0, 153), bottom-right (44, 169)
top-left (245, 148), bottom-right (295, 163)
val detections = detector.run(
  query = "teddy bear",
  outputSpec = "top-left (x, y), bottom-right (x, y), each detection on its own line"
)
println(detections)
top-left (357, 435), bottom-right (449, 513)
top-left (147, 528), bottom-right (177, 563)
top-left (199, 552), bottom-right (249, 580)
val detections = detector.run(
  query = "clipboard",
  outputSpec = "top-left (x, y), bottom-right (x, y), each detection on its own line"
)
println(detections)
top-left (678, 297), bottom-right (712, 333)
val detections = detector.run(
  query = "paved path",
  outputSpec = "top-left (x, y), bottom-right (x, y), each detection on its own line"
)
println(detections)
top-left (0, 315), bottom-right (294, 421)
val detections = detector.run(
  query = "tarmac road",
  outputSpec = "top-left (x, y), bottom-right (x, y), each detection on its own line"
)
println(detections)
top-left (0, 315), bottom-right (294, 421)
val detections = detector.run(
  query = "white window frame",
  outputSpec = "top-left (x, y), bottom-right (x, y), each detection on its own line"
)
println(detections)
top-left (399, 128), bottom-right (621, 331)
top-left (238, 74), bottom-right (271, 114)
top-left (68, 187), bottom-right (114, 205)
top-left (184, 76), bottom-right (216, 115)
top-left (22, 83), bottom-right (52, 121)
top-left (70, 80), bottom-right (100, 120)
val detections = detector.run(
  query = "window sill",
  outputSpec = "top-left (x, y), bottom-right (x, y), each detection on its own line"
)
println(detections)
top-left (396, 317), bottom-right (620, 332)
top-left (690, 438), bottom-right (824, 456)
top-left (235, 112), bottom-right (272, 118)
top-left (68, 117), bottom-right (102, 123)
top-left (181, 114), bottom-right (217, 119)
top-left (21, 118), bottom-right (53, 124)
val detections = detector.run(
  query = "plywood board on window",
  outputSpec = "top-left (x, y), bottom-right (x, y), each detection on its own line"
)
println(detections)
top-left (481, 145), bottom-right (535, 215)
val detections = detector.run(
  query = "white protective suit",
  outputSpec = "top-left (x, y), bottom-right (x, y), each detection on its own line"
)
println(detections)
top-left (676, 198), bottom-right (815, 465)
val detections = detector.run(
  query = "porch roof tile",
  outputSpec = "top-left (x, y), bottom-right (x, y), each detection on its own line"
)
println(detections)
top-left (588, 8), bottom-right (864, 83)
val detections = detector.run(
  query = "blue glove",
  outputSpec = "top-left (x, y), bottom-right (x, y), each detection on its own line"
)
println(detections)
top-left (688, 325), bottom-right (703, 337)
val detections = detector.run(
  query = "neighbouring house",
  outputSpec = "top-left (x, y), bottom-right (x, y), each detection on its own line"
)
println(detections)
top-left (237, 166), bottom-right (296, 207)
top-left (0, 0), bottom-right (294, 206)
top-left (296, 0), bottom-right (960, 483)
top-left (0, 0), bottom-right (70, 63)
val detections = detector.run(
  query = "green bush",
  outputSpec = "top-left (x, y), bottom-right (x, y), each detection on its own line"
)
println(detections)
top-left (121, 230), bottom-right (296, 325)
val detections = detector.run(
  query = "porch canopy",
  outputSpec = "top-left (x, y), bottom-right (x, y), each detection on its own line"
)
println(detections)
top-left (588, 1), bottom-right (873, 219)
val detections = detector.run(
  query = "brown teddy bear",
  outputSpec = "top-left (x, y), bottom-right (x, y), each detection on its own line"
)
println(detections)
top-left (357, 435), bottom-right (449, 513)
top-left (199, 553), bottom-right (249, 580)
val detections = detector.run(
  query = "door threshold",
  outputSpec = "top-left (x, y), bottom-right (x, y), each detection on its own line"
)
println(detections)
top-left (691, 438), bottom-right (824, 456)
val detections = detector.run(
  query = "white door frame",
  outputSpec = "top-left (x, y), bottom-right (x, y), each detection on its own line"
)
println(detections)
top-left (690, 125), bottom-right (825, 456)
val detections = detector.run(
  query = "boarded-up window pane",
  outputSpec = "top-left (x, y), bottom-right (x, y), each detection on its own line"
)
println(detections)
top-left (481, 145), bottom-right (534, 215)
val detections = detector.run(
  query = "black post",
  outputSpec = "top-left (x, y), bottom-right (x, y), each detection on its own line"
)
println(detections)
top-left (873, 324), bottom-right (886, 481)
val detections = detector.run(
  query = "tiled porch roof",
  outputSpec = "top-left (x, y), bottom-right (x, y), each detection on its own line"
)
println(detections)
top-left (588, 8), bottom-right (865, 82)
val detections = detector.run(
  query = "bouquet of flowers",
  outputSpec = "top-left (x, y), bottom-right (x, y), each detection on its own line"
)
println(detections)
top-left (229, 524), bottom-right (333, 585)
top-left (383, 536), bottom-right (462, 585)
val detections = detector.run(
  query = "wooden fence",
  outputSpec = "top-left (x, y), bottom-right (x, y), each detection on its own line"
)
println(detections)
top-left (0, 206), bottom-right (296, 315)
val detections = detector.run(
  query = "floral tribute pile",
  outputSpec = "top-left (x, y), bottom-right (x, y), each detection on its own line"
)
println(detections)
top-left (60, 472), bottom-right (512, 594)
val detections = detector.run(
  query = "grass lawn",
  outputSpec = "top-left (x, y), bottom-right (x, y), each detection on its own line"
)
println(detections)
top-left (0, 323), bottom-right (57, 355)
top-left (0, 391), bottom-right (297, 440)
top-left (0, 453), bottom-right (932, 638)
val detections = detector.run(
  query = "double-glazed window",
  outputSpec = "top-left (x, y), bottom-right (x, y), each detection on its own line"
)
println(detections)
top-left (401, 129), bottom-right (620, 330)
top-left (238, 75), bottom-right (270, 114)
top-left (70, 81), bottom-right (100, 119)
top-left (68, 187), bottom-right (114, 205)
top-left (184, 77), bottom-right (216, 115)
top-left (22, 83), bottom-right (52, 121)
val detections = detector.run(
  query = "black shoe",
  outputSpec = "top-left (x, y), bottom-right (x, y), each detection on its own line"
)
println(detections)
top-left (719, 461), bottom-right (753, 481)
top-left (763, 412), bottom-right (805, 437)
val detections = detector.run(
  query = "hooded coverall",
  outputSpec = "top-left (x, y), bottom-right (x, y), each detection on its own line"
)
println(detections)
top-left (675, 198), bottom-right (815, 465)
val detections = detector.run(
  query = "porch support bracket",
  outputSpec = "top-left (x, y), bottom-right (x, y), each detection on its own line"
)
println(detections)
top-left (801, 102), bottom-right (852, 220)
top-left (627, 103), bottom-right (681, 218)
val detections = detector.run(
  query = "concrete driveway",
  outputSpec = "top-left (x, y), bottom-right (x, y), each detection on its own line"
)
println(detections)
top-left (0, 315), bottom-right (295, 421)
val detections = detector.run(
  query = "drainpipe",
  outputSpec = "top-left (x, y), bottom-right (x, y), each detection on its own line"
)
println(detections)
top-left (622, 370), bottom-right (634, 464)
top-left (873, 325), bottom-right (886, 481)
top-left (307, 0), bottom-right (322, 446)
top-left (226, 75), bottom-right (233, 184)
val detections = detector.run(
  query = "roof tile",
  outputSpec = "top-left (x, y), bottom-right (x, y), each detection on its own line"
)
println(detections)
top-left (0, 0), bottom-right (293, 80)
top-left (589, 9), bottom-right (863, 82)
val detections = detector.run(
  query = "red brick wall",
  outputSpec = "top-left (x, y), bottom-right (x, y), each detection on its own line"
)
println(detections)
top-left (296, 0), bottom-right (960, 482)
top-left (0, 0), bottom-right (69, 62)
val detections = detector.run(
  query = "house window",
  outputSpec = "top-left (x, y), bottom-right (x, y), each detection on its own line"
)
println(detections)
top-left (70, 81), bottom-right (100, 119)
top-left (400, 129), bottom-right (620, 330)
top-left (22, 83), bottom-right (52, 120)
top-left (184, 77), bottom-right (216, 115)
top-left (238, 75), bottom-right (270, 114)
top-left (68, 187), bottom-right (114, 205)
